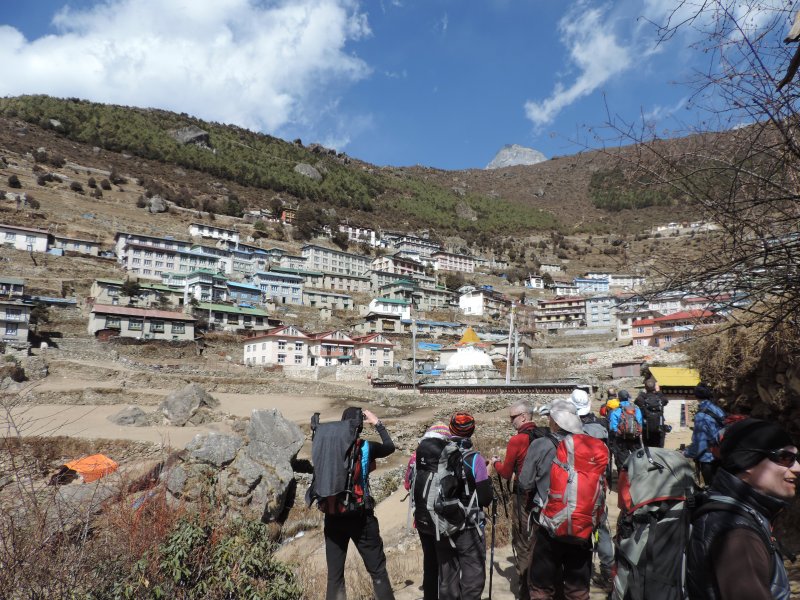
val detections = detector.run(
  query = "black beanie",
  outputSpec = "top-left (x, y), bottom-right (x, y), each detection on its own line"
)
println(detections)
top-left (341, 407), bottom-right (362, 422)
top-left (694, 383), bottom-right (714, 400)
top-left (720, 418), bottom-right (794, 473)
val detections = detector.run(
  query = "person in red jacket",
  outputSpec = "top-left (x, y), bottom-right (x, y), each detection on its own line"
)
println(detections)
top-left (491, 402), bottom-right (544, 600)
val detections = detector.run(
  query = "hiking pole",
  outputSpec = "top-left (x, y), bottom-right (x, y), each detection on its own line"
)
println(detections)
top-left (488, 494), bottom-right (498, 600)
top-left (494, 474), bottom-right (509, 519)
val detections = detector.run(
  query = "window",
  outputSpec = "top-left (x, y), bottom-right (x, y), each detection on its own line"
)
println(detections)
top-left (4, 232), bottom-right (15, 241)
top-left (142, 269), bottom-right (151, 275)
top-left (150, 321), bottom-right (165, 333)
top-left (6, 309), bottom-right (21, 321)
top-left (105, 316), bottom-right (121, 329)
top-left (663, 335), bottom-right (672, 342)
top-left (384, 360), bottom-right (390, 366)
top-left (278, 340), bottom-right (286, 350)
top-left (171, 322), bottom-right (185, 334)
top-left (132, 258), bottom-right (141, 265)
top-left (262, 343), bottom-right (266, 350)
top-left (277, 354), bottom-right (286, 364)
top-left (383, 348), bottom-right (390, 356)
top-left (370, 348), bottom-right (377, 356)
top-left (295, 342), bottom-right (303, 351)
top-left (144, 260), bottom-right (152, 266)
top-left (5, 323), bottom-right (18, 335)
top-left (636, 327), bottom-right (645, 334)
top-left (294, 354), bottom-right (303, 364)
top-left (370, 359), bottom-right (377, 367)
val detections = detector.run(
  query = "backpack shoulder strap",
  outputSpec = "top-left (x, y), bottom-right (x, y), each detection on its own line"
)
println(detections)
top-left (698, 408), bottom-right (724, 427)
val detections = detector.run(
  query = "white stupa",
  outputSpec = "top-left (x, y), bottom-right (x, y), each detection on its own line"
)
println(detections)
top-left (435, 327), bottom-right (506, 385)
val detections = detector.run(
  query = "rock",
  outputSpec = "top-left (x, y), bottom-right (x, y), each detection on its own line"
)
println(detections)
top-left (246, 409), bottom-right (304, 464)
top-left (48, 119), bottom-right (63, 131)
top-left (159, 383), bottom-right (219, 426)
top-left (294, 163), bottom-right (323, 181)
top-left (147, 195), bottom-right (168, 213)
top-left (486, 144), bottom-right (547, 169)
top-left (186, 432), bottom-right (242, 467)
top-left (171, 125), bottom-right (210, 146)
top-left (455, 201), bottom-right (478, 221)
top-left (108, 406), bottom-right (151, 426)
top-left (164, 463), bottom-right (188, 495)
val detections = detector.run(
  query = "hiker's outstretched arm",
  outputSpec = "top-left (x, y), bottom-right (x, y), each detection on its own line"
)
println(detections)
top-left (368, 420), bottom-right (395, 459)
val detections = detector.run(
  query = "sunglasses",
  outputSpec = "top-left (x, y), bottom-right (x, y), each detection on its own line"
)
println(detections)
top-left (752, 449), bottom-right (799, 468)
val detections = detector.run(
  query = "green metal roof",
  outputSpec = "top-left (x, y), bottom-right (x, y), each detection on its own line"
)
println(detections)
top-left (375, 297), bottom-right (411, 305)
top-left (198, 302), bottom-right (269, 316)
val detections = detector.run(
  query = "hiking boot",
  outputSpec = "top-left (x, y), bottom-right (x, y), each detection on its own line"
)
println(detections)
top-left (592, 566), bottom-right (613, 592)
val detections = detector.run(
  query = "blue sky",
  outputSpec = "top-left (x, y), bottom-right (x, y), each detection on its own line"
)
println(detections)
top-left (0, 1), bottom-right (793, 169)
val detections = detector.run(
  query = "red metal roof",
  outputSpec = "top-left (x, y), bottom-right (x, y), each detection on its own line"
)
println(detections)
top-left (653, 309), bottom-right (715, 322)
top-left (91, 304), bottom-right (196, 320)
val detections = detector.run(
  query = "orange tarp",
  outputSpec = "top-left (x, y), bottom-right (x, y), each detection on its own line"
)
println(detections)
top-left (64, 454), bottom-right (119, 483)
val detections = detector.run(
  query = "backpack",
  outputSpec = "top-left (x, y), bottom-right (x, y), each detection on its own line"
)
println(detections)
top-left (538, 433), bottom-right (609, 543)
top-left (305, 412), bottom-right (374, 515)
top-left (617, 405), bottom-right (642, 440)
top-left (413, 437), bottom-right (480, 541)
top-left (581, 413), bottom-right (609, 440)
top-left (642, 394), bottom-right (666, 435)
top-left (524, 425), bottom-right (551, 444)
top-left (612, 446), bottom-right (696, 600)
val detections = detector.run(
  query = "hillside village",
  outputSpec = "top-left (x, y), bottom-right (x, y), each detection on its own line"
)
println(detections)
top-left (0, 204), bottom-right (726, 375)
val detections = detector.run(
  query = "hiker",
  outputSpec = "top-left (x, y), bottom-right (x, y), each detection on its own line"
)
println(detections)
top-left (635, 378), bottom-right (669, 448)
top-left (598, 387), bottom-right (617, 418)
top-left (423, 411), bottom-right (493, 600)
top-left (684, 382), bottom-right (726, 486)
top-left (567, 389), bottom-right (614, 592)
top-left (405, 421), bottom-right (452, 600)
top-left (307, 407), bottom-right (396, 600)
top-left (607, 390), bottom-right (642, 475)
top-left (490, 401), bottom-right (544, 600)
top-left (686, 419), bottom-right (799, 600)
top-left (520, 400), bottom-right (607, 600)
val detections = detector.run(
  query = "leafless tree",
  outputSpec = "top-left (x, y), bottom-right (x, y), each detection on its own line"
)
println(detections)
top-left (600, 2), bottom-right (800, 343)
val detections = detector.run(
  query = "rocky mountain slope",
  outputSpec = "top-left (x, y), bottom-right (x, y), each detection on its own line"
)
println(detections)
top-left (486, 143), bottom-right (547, 169)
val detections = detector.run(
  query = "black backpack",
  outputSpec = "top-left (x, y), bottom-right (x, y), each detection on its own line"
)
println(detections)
top-left (642, 393), bottom-right (666, 435)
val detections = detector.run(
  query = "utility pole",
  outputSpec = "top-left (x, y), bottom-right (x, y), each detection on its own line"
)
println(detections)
top-left (505, 303), bottom-right (515, 384)
top-left (513, 328), bottom-right (519, 380)
top-left (411, 313), bottom-right (417, 390)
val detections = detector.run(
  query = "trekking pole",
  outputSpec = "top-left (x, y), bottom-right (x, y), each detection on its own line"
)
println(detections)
top-left (494, 474), bottom-right (509, 519)
top-left (488, 494), bottom-right (498, 600)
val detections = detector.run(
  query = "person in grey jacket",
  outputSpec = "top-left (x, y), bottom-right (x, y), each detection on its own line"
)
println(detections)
top-left (519, 401), bottom-right (592, 600)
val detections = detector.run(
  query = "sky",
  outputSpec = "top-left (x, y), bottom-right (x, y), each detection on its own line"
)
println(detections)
top-left (0, 0), bottom-right (793, 170)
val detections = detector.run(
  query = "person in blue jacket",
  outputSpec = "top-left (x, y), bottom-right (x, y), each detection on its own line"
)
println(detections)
top-left (607, 390), bottom-right (643, 474)
top-left (684, 383), bottom-right (726, 485)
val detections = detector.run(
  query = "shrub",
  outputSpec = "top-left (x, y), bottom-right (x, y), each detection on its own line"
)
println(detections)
top-left (69, 181), bottom-right (84, 194)
top-left (36, 175), bottom-right (47, 186)
top-left (27, 197), bottom-right (40, 210)
top-left (8, 175), bottom-right (21, 189)
top-left (135, 196), bottom-right (147, 208)
top-left (87, 177), bottom-right (97, 188)
top-left (109, 169), bottom-right (126, 185)
top-left (91, 187), bottom-right (103, 199)
top-left (100, 179), bottom-right (112, 190)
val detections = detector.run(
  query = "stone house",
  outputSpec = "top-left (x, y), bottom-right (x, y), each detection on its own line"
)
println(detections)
top-left (88, 304), bottom-right (195, 341)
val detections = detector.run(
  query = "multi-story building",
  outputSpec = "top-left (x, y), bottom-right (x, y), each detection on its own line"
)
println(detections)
top-left (368, 297), bottom-right (412, 320)
top-left (432, 251), bottom-right (476, 273)
top-left (539, 262), bottom-right (563, 274)
top-left (632, 310), bottom-right (720, 347)
top-left (270, 266), bottom-right (325, 289)
top-left (526, 275), bottom-right (545, 290)
top-left (243, 325), bottom-right (311, 366)
top-left (307, 330), bottom-right (356, 366)
top-left (302, 290), bottom-right (353, 310)
top-left (322, 272), bottom-right (372, 293)
top-left (197, 302), bottom-right (272, 332)
top-left (458, 287), bottom-right (512, 318)
top-left (534, 297), bottom-right (586, 330)
top-left (551, 280), bottom-right (580, 296)
top-left (338, 223), bottom-right (379, 247)
top-left (371, 253), bottom-right (427, 278)
top-left (253, 271), bottom-right (303, 305)
top-left (279, 254), bottom-right (308, 270)
top-left (184, 270), bottom-right (228, 303)
top-left (615, 307), bottom-right (661, 341)
top-left (226, 281), bottom-right (262, 305)
top-left (119, 242), bottom-right (227, 280)
top-left (584, 295), bottom-right (616, 329)
top-left (0, 299), bottom-right (31, 345)
top-left (301, 244), bottom-right (371, 275)
top-left (585, 272), bottom-right (646, 290)
top-left (393, 234), bottom-right (442, 258)
top-left (0, 277), bottom-right (25, 299)
top-left (574, 277), bottom-right (610, 295)
top-left (50, 235), bottom-right (101, 256)
top-left (88, 304), bottom-right (196, 341)
top-left (352, 333), bottom-right (395, 367)
top-left (114, 232), bottom-right (191, 258)
top-left (91, 278), bottom-right (183, 308)
top-left (188, 223), bottom-right (240, 244)
top-left (0, 224), bottom-right (49, 253)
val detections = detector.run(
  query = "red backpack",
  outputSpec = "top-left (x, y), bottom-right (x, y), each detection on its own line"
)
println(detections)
top-left (617, 405), bottom-right (642, 440)
top-left (539, 434), bottom-right (609, 542)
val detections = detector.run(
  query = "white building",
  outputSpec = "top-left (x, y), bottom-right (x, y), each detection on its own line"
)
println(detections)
top-left (574, 278), bottom-right (610, 294)
top-left (368, 297), bottom-right (412, 320)
top-left (303, 290), bottom-right (353, 310)
top-left (0, 277), bottom-right (25, 299)
top-left (50, 235), bottom-right (101, 256)
top-left (88, 304), bottom-right (196, 341)
top-left (371, 254), bottom-right (427, 278)
top-left (253, 271), bottom-right (303, 305)
top-left (585, 295), bottom-right (616, 329)
top-left (393, 234), bottom-right (442, 258)
top-left (432, 251), bottom-right (476, 273)
top-left (526, 275), bottom-right (545, 290)
top-left (458, 288), bottom-right (512, 318)
top-left (339, 224), bottom-right (379, 247)
top-left (539, 262), bottom-right (563, 274)
top-left (1, 299), bottom-right (31, 345)
top-left (351, 333), bottom-right (395, 368)
top-left (244, 325), bottom-right (311, 367)
top-left (585, 272), bottom-right (646, 289)
top-left (0, 224), bottom-right (49, 253)
top-left (302, 244), bottom-right (371, 276)
top-left (189, 223), bottom-right (240, 244)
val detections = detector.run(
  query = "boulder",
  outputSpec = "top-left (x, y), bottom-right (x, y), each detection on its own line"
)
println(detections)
top-left (147, 195), bottom-right (168, 213)
top-left (159, 383), bottom-right (219, 426)
top-left (108, 406), bottom-right (151, 427)
top-left (246, 409), bottom-right (304, 464)
top-left (171, 125), bottom-right (210, 146)
top-left (294, 163), bottom-right (323, 181)
top-left (185, 432), bottom-right (242, 467)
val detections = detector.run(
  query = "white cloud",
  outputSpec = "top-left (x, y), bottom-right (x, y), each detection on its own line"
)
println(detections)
top-left (0, 0), bottom-right (371, 136)
top-left (524, 3), bottom-right (635, 127)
